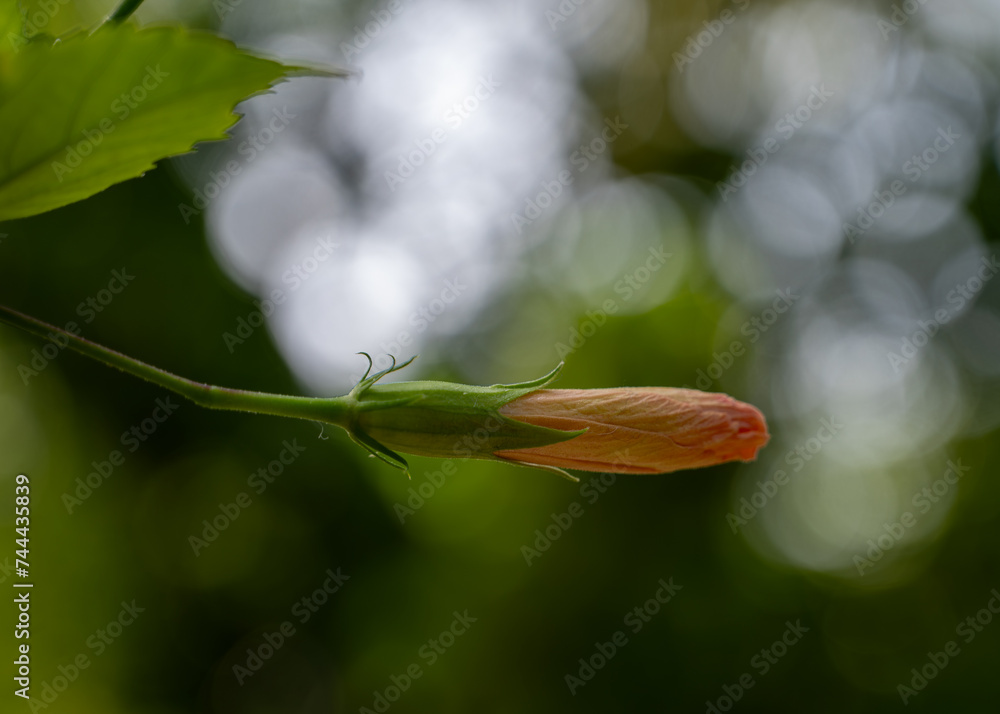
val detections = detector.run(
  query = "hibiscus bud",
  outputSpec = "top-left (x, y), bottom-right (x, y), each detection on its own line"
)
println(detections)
top-left (340, 357), bottom-right (768, 479)
top-left (494, 387), bottom-right (769, 474)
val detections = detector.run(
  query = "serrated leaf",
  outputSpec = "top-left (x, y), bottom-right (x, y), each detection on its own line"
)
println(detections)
top-left (0, 24), bottom-right (332, 221)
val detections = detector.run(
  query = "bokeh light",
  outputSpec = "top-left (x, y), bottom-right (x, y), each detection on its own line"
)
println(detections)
top-left (3, 0), bottom-right (1000, 711)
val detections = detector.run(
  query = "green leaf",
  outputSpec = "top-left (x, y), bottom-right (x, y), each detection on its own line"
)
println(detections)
top-left (0, 24), bottom-right (331, 221)
top-left (1, 1), bottom-right (22, 56)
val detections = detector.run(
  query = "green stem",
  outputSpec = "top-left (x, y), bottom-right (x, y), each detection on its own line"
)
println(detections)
top-left (107, 0), bottom-right (148, 24)
top-left (0, 303), bottom-right (352, 428)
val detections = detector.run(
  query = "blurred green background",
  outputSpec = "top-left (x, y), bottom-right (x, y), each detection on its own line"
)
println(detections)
top-left (3, 0), bottom-right (1000, 712)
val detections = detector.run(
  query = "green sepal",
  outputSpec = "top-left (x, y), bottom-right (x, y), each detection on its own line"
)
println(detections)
top-left (493, 361), bottom-right (565, 391)
top-left (494, 456), bottom-right (579, 483)
top-left (350, 352), bottom-right (418, 399)
top-left (342, 358), bottom-right (584, 474)
top-left (347, 429), bottom-right (411, 475)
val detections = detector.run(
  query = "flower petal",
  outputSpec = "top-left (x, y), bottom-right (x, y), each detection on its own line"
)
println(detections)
top-left (496, 388), bottom-right (769, 474)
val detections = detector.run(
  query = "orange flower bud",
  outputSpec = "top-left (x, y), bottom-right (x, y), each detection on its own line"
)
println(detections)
top-left (495, 388), bottom-right (769, 474)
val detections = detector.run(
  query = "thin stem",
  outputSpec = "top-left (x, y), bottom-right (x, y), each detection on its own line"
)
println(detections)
top-left (0, 303), bottom-right (352, 428)
top-left (107, 0), bottom-right (147, 24)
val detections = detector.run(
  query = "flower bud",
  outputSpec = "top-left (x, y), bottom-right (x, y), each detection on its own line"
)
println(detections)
top-left (495, 387), bottom-right (769, 474)
top-left (341, 357), bottom-right (768, 478)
